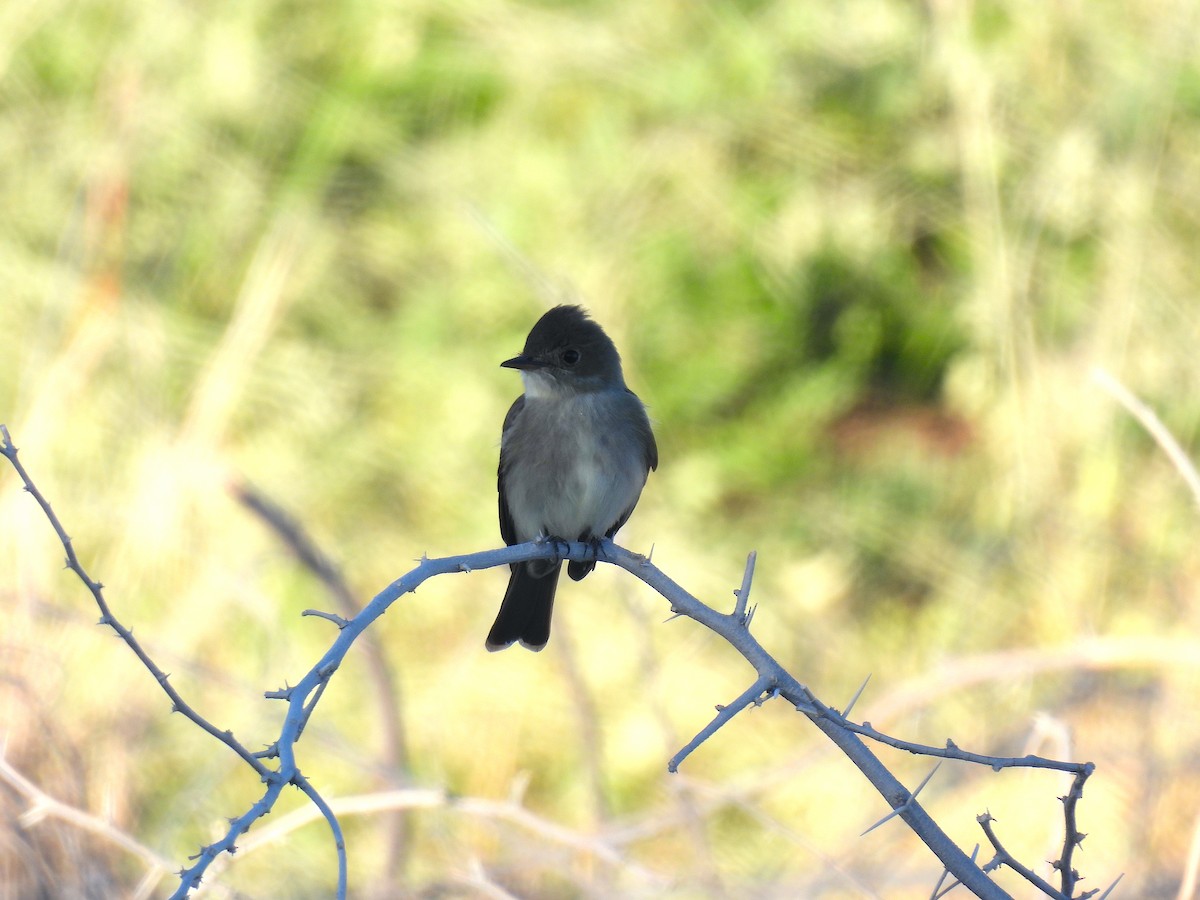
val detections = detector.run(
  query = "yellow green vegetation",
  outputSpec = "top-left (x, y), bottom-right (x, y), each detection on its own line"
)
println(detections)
top-left (2, 0), bottom-right (1199, 896)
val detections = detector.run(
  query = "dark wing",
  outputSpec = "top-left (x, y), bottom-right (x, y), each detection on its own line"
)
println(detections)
top-left (604, 391), bottom-right (658, 538)
top-left (497, 396), bottom-right (525, 548)
top-left (630, 388), bottom-right (658, 472)
top-left (642, 410), bottom-right (659, 472)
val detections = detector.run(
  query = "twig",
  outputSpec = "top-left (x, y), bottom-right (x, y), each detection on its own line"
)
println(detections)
top-left (196, 785), bottom-right (660, 886)
top-left (668, 676), bottom-right (773, 773)
top-left (842, 725), bottom-right (1088, 777)
top-left (1055, 770), bottom-right (1088, 896)
top-left (0, 427), bottom-right (269, 777)
top-left (302, 609), bottom-right (349, 628)
top-left (732, 550), bottom-right (757, 623)
top-left (1092, 367), bottom-right (1200, 510)
top-left (978, 811), bottom-right (1068, 899)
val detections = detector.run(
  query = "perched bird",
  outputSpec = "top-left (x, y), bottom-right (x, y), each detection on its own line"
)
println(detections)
top-left (487, 305), bottom-right (658, 651)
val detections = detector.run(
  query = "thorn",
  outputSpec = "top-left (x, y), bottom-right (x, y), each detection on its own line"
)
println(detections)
top-left (910, 761), bottom-right (942, 798)
top-left (945, 738), bottom-right (958, 750)
top-left (1096, 872), bottom-right (1124, 900)
top-left (862, 805), bottom-right (903, 835)
top-left (842, 674), bottom-right (872, 719)
top-left (1076, 832), bottom-right (1087, 845)
top-left (862, 766), bottom-right (939, 837)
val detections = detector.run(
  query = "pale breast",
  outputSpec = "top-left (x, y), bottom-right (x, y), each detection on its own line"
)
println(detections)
top-left (502, 389), bottom-right (649, 543)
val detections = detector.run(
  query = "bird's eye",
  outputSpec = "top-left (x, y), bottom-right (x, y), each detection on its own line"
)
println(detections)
top-left (562, 348), bottom-right (581, 366)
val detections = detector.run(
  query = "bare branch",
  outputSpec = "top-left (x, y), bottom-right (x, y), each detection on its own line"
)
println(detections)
top-left (977, 811), bottom-right (1068, 899)
top-left (302, 609), bottom-right (350, 629)
top-left (1055, 770), bottom-right (1089, 896)
top-left (668, 676), bottom-right (774, 773)
top-left (732, 550), bottom-right (757, 622)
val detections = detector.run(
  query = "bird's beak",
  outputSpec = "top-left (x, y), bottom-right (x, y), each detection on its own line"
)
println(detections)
top-left (501, 354), bottom-right (548, 371)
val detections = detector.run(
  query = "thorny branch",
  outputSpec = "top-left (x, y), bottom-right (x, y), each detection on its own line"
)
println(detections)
top-left (0, 425), bottom-right (345, 898)
top-left (2, 424), bottom-right (1113, 898)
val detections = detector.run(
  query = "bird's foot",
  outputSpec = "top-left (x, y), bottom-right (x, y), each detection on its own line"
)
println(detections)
top-left (586, 536), bottom-right (606, 565)
top-left (535, 533), bottom-right (572, 565)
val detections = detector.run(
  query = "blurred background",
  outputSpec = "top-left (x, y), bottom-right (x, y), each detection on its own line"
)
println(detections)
top-left (3, 0), bottom-right (1200, 896)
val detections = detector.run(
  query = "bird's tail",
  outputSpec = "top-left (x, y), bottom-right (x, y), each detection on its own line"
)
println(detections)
top-left (486, 561), bottom-right (561, 652)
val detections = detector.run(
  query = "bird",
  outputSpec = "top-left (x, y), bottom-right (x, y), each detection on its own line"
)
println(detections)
top-left (487, 305), bottom-right (658, 651)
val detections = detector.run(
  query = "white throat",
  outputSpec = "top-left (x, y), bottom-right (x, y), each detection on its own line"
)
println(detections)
top-left (520, 369), bottom-right (560, 400)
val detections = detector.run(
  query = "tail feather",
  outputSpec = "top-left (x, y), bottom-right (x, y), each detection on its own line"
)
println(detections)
top-left (567, 560), bottom-right (594, 581)
top-left (486, 562), bottom-right (560, 652)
